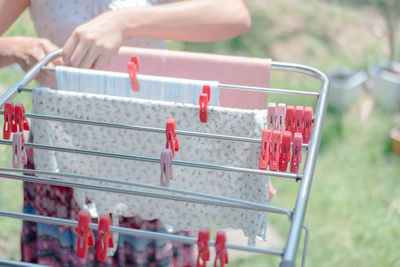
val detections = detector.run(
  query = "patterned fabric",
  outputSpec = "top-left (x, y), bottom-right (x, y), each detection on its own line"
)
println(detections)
top-left (22, 154), bottom-right (194, 267)
top-left (55, 66), bottom-right (220, 105)
top-left (31, 88), bottom-right (269, 241)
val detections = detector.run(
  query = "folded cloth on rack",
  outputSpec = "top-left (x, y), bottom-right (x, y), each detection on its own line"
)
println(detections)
top-left (55, 66), bottom-right (219, 105)
top-left (31, 87), bottom-right (268, 241)
top-left (104, 47), bottom-right (271, 109)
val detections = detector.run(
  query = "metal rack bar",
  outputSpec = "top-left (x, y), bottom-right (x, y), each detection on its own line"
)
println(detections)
top-left (0, 210), bottom-right (284, 256)
top-left (0, 168), bottom-right (288, 216)
top-left (279, 63), bottom-right (329, 267)
top-left (0, 172), bottom-right (291, 215)
top-left (39, 66), bottom-right (319, 97)
top-left (0, 140), bottom-right (301, 180)
top-left (0, 108), bottom-right (309, 149)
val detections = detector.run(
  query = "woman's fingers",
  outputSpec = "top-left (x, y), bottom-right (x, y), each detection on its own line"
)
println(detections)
top-left (62, 32), bottom-right (79, 66)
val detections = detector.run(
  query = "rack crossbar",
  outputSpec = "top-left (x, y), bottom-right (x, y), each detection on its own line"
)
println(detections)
top-left (0, 210), bottom-right (284, 256)
top-left (0, 168), bottom-right (288, 216)
top-left (0, 140), bottom-right (301, 180)
top-left (0, 172), bottom-right (291, 215)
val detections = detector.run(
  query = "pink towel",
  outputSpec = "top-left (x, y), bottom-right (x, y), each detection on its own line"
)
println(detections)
top-left (104, 47), bottom-right (271, 109)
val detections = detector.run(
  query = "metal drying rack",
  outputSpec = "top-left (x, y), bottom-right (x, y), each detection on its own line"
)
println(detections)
top-left (0, 49), bottom-right (329, 267)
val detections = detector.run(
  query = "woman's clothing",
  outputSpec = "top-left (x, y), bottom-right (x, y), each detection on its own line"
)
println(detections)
top-left (29, 0), bottom-right (168, 48)
top-left (22, 1), bottom-right (193, 266)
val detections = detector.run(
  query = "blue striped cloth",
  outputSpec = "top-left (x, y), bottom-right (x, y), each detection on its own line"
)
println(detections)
top-left (56, 66), bottom-right (219, 106)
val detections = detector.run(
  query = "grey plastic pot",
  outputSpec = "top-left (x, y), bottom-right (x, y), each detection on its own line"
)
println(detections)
top-left (327, 69), bottom-right (367, 110)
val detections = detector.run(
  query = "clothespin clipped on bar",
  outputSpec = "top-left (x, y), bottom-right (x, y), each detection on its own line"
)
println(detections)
top-left (259, 129), bottom-right (272, 170)
top-left (269, 130), bottom-right (281, 171)
top-left (285, 105), bottom-right (295, 134)
top-left (14, 103), bottom-right (30, 132)
top-left (96, 214), bottom-right (114, 262)
top-left (165, 119), bottom-right (179, 158)
top-left (303, 107), bottom-right (313, 143)
top-left (199, 85), bottom-right (211, 123)
top-left (12, 132), bottom-right (26, 168)
top-left (196, 228), bottom-right (210, 267)
top-left (127, 56), bottom-right (140, 91)
top-left (279, 131), bottom-right (292, 172)
top-left (214, 231), bottom-right (228, 267)
top-left (160, 148), bottom-right (173, 187)
top-left (267, 103), bottom-right (277, 130)
top-left (295, 106), bottom-right (304, 133)
top-left (3, 102), bottom-right (15, 139)
top-left (277, 103), bottom-right (286, 135)
top-left (76, 210), bottom-right (95, 259)
top-left (290, 133), bottom-right (303, 174)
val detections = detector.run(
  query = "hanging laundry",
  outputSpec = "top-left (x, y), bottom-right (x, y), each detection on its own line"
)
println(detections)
top-left (55, 66), bottom-right (219, 106)
top-left (31, 88), bottom-right (269, 242)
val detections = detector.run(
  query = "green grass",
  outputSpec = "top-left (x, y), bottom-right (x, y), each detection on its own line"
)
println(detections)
top-left (1, 1), bottom-right (400, 266)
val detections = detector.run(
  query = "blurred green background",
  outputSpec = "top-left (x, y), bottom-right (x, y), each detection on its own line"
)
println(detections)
top-left (0, 0), bottom-right (400, 266)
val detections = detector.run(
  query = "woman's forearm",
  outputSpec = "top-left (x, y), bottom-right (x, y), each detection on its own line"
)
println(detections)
top-left (0, 37), bottom-right (19, 68)
top-left (118, 0), bottom-right (251, 42)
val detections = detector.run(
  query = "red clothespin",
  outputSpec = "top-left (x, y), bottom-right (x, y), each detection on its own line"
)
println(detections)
top-left (269, 130), bottom-right (281, 171)
top-left (214, 231), bottom-right (228, 267)
top-left (96, 214), bottom-right (114, 262)
top-left (290, 133), bottom-right (303, 174)
top-left (277, 103), bottom-right (286, 135)
top-left (3, 102), bottom-right (15, 139)
top-left (76, 210), bottom-right (95, 259)
top-left (199, 85), bottom-right (211, 123)
top-left (160, 148), bottom-right (173, 187)
top-left (127, 56), bottom-right (140, 91)
top-left (196, 228), bottom-right (210, 267)
top-left (303, 107), bottom-right (313, 143)
top-left (166, 119), bottom-right (179, 158)
top-left (285, 105), bottom-right (295, 134)
top-left (14, 103), bottom-right (30, 132)
top-left (259, 129), bottom-right (272, 170)
top-left (267, 103), bottom-right (277, 130)
top-left (294, 106), bottom-right (304, 133)
top-left (279, 131), bottom-right (292, 172)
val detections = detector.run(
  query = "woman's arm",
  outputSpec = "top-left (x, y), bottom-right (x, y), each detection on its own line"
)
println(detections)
top-left (63, 0), bottom-right (251, 69)
top-left (0, 0), bottom-right (62, 85)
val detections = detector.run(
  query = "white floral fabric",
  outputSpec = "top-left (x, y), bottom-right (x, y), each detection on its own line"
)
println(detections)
top-left (31, 87), bottom-right (269, 240)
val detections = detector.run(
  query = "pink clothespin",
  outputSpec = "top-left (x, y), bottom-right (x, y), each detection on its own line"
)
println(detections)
top-left (267, 103), bottom-right (277, 130)
top-left (165, 119), bottom-right (179, 158)
top-left (160, 148), bottom-right (173, 187)
top-left (303, 107), bottom-right (313, 143)
top-left (96, 214), bottom-right (114, 262)
top-left (290, 133), bottom-right (303, 174)
top-left (269, 130), bottom-right (281, 171)
top-left (279, 131), bottom-right (292, 172)
top-left (3, 102), bottom-right (15, 139)
top-left (197, 228), bottom-right (210, 267)
top-left (277, 103), bottom-right (286, 135)
top-left (214, 231), bottom-right (228, 267)
top-left (76, 210), bottom-right (95, 259)
top-left (199, 85), bottom-right (211, 123)
top-left (295, 106), bottom-right (304, 133)
top-left (259, 129), bottom-right (272, 170)
top-left (285, 105), bottom-right (295, 134)
top-left (12, 132), bottom-right (27, 168)
top-left (14, 103), bottom-right (30, 132)
top-left (127, 56), bottom-right (140, 91)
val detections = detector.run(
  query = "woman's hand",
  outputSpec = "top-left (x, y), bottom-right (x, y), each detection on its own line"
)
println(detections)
top-left (0, 36), bottom-right (63, 86)
top-left (62, 10), bottom-right (124, 70)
